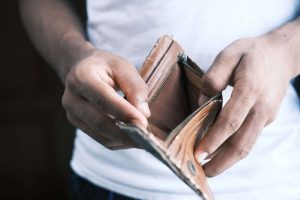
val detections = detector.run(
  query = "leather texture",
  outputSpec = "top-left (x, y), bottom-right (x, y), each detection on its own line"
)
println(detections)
top-left (116, 35), bottom-right (222, 200)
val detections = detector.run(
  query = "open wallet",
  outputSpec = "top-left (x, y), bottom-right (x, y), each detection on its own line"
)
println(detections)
top-left (116, 35), bottom-right (223, 200)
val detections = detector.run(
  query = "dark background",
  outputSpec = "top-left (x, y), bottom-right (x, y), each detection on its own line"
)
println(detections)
top-left (0, 1), bottom-right (77, 199)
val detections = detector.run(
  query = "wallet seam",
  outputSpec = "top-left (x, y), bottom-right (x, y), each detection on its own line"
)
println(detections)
top-left (148, 43), bottom-right (183, 101)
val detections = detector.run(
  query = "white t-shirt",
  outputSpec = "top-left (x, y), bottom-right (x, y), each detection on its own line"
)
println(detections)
top-left (71, 1), bottom-right (300, 199)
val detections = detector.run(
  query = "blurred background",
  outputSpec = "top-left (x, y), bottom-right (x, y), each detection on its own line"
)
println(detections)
top-left (0, 1), bottom-right (83, 199)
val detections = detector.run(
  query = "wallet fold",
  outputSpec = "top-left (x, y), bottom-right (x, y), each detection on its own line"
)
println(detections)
top-left (116, 35), bottom-right (222, 200)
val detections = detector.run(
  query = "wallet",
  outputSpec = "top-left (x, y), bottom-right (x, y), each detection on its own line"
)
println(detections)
top-left (116, 35), bottom-right (222, 200)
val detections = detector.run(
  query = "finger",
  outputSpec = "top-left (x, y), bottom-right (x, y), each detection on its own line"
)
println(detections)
top-left (63, 89), bottom-right (137, 147)
top-left (68, 108), bottom-right (137, 148)
top-left (66, 112), bottom-right (116, 146)
top-left (71, 68), bottom-right (148, 127)
top-left (203, 107), bottom-right (267, 177)
top-left (195, 81), bottom-right (256, 162)
top-left (200, 47), bottom-right (243, 97)
top-left (113, 59), bottom-right (150, 118)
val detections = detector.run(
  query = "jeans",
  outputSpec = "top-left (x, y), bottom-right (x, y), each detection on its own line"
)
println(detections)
top-left (70, 169), bottom-right (139, 200)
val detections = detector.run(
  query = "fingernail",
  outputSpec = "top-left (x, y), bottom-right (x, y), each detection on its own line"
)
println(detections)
top-left (197, 152), bottom-right (208, 164)
top-left (198, 94), bottom-right (209, 106)
top-left (140, 102), bottom-right (151, 118)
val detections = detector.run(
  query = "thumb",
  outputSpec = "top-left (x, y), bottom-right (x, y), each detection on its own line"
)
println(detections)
top-left (114, 60), bottom-right (150, 118)
top-left (200, 48), bottom-right (242, 99)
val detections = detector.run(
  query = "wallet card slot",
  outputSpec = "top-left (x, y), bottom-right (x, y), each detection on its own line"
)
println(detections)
top-left (140, 35), bottom-right (174, 81)
top-left (144, 40), bottom-right (174, 83)
top-left (147, 43), bottom-right (184, 103)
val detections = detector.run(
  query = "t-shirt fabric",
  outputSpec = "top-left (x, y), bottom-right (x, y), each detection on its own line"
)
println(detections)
top-left (71, 1), bottom-right (300, 199)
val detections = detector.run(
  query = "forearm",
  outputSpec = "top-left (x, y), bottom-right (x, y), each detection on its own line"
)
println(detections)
top-left (19, 0), bottom-right (93, 83)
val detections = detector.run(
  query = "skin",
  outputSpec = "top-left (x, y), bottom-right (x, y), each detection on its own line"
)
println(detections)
top-left (195, 23), bottom-right (300, 177)
top-left (19, 0), bottom-right (150, 150)
top-left (20, 0), bottom-right (300, 175)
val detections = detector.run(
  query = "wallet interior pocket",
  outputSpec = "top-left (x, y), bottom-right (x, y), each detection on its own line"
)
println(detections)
top-left (147, 54), bottom-right (205, 142)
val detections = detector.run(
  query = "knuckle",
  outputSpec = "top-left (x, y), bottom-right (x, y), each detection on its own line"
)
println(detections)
top-left (66, 68), bottom-right (81, 92)
top-left (223, 118), bottom-right (240, 133)
top-left (269, 113), bottom-right (277, 123)
top-left (229, 142), bottom-right (251, 160)
top-left (122, 58), bottom-right (134, 67)
top-left (116, 58), bottom-right (135, 69)
top-left (266, 111), bottom-right (278, 125)
top-left (124, 59), bottom-right (134, 68)
top-left (236, 146), bottom-right (251, 159)
top-left (61, 92), bottom-right (71, 110)
top-left (66, 78), bottom-right (77, 93)
top-left (259, 104), bottom-right (274, 120)
top-left (61, 95), bottom-right (67, 110)
top-left (251, 104), bottom-right (271, 126)
top-left (249, 38), bottom-right (262, 50)
top-left (235, 37), bottom-right (252, 46)
top-left (244, 81), bottom-right (259, 94)
top-left (215, 48), bottom-right (238, 66)
top-left (217, 49), bottom-right (233, 60)
top-left (240, 95), bottom-right (252, 108)
top-left (232, 38), bottom-right (244, 45)
top-left (235, 78), bottom-right (260, 96)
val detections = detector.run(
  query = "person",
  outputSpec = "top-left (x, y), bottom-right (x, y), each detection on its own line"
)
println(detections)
top-left (20, 0), bottom-right (300, 199)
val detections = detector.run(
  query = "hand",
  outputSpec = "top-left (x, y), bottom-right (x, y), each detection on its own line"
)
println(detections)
top-left (195, 30), bottom-right (300, 177)
top-left (62, 48), bottom-right (150, 150)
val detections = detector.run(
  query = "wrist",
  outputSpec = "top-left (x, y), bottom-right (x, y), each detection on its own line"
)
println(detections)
top-left (57, 32), bottom-right (94, 84)
top-left (264, 20), bottom-right (300, 78)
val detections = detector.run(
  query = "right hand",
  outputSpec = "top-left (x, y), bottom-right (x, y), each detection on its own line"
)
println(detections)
top-left (62, 47), bottom-right (150, 150)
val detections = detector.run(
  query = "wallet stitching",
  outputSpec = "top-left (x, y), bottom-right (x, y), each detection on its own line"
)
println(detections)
top-left (145, 40), bottom-right (174, 83)
top-left (147, 41), bottom-right (174, 89)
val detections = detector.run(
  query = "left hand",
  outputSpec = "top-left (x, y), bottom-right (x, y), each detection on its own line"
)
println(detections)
top-left (195, 25), bottom-right (300, 177)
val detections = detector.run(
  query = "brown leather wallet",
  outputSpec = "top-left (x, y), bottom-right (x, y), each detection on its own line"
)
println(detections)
top-left (116, 35), bottom-right (222, 200)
